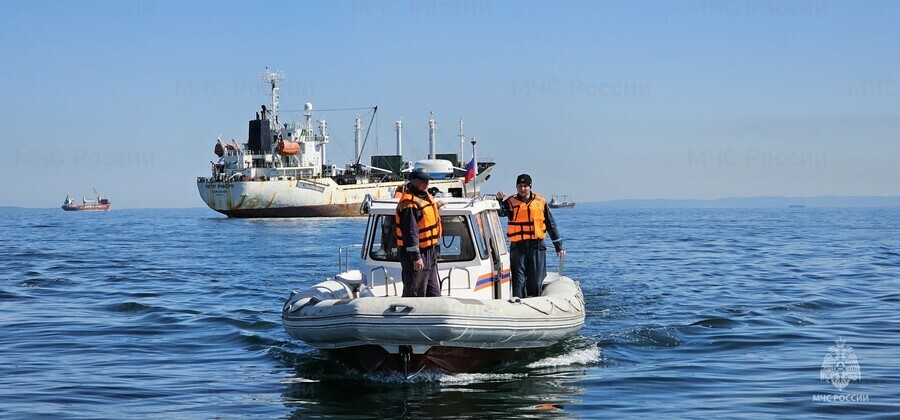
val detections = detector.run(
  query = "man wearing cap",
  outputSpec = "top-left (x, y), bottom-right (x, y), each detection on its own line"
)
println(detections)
top-left (396, 168), bottom-right (445, 297)
top-left (496, 174), bottom-right (564, 298)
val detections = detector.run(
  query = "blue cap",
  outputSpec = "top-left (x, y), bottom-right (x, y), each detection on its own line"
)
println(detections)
top-left (409, 168), bottom-right (431, 181)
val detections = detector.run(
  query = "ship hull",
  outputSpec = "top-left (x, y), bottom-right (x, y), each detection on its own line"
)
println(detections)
top-left (62, 204), bottom-right (110, 211)
top-left (197, 177), bottom-right (468, 218)
top-left (217, 203), bottom-right (361, 218)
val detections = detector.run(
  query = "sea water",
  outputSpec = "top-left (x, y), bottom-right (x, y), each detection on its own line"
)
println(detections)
top-left (1, 206), bottom-right (898, 417)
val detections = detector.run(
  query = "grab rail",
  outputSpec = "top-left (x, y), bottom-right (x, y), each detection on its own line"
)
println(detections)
top-left (558, 252), bottom-right (565, 277)
top-left (338, 244), bottom-right (362, 273)
top-left (389, 303), bottom-right (415, 312)
top-left (442, 267), bottom-right (472, 296)
top-left (370, 266), bottom-right (399, 297)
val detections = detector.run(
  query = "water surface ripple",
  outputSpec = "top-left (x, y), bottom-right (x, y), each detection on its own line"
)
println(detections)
top-left (1, 206), bottom-right (897, 417)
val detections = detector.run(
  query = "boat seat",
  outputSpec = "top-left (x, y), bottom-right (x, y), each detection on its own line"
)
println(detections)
top-left (335, 270), bottom-right (364, 286)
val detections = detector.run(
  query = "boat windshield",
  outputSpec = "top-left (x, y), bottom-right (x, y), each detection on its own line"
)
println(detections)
top-left (438, 216), bottom-right (476, 262)
top-left (470, 214), bottom-right (489, 260)
top-left (368, 214), bottom-right (477, 263)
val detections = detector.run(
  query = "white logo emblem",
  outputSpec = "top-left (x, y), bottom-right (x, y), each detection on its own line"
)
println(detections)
top-left (820, 338), bottom-right (861, 391)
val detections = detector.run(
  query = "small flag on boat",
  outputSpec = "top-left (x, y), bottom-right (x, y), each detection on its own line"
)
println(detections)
top-left (464, 157), bottom-right (477, 183)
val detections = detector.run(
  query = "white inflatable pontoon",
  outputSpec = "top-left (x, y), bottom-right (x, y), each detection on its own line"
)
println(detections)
top-left (281, 195), bottom-right (584, 376)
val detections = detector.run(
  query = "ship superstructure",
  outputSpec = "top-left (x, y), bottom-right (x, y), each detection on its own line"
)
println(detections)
top-left (197, 68), bottom-right (494, 218)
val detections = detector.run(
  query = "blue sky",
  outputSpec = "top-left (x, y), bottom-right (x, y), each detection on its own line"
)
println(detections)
top-left (2, 0), bottom-right (898, 208)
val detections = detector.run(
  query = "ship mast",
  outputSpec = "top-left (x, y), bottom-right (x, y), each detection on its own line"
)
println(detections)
top-left (428, 112), bottom-right (436, 159)
top-left (318, 117), bottom-right (328, 168)
top-left (262, 67), bottom-right (283, 131)
top-left (395, 119), bottom-right (403, 158)
top-left (458, 119), bottom-right (465, 163)
top-left (354, 116), bottom-right (363, 164)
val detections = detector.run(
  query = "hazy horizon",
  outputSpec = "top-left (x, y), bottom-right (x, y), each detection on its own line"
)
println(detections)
top-left (9, 194), bottom-right (900, 211)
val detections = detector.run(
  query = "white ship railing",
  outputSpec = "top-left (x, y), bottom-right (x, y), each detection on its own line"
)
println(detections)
top-left (338, 244), bottom-right (362, 273)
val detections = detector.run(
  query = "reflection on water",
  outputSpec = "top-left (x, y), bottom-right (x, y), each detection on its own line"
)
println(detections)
top-left (279, 340), bottom-right (599, 418)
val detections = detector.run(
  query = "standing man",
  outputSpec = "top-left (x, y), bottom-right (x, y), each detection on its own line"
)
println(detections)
top-left (396, 168), bottom-right (444, 297)
top-left (496, 174), bottom-right (564, 298)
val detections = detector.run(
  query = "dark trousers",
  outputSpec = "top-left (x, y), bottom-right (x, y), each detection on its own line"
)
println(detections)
top-left (398, 246), bottom-right (441, 297)
top-left (510, 240), bottom-right (547, 298)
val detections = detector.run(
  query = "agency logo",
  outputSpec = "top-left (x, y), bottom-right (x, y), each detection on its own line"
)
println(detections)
top-left (820, 337), bottom-right (861, 391)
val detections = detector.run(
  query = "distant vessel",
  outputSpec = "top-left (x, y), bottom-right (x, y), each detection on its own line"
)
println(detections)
top-left (197, 68), bottom-right (494, 218)
top-left (62, 188), bottom-right (110, 211)
top-left (549, 195), bottom-right (575, 209)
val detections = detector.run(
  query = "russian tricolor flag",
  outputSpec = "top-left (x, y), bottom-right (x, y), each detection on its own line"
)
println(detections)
top-left (464, 157), bottom-right (477, 183)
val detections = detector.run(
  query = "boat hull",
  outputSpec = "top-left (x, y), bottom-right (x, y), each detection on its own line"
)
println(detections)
top-left (282, 276), bottom-right (585, 373)
top-left (328, 344), bottom-right (543, 374)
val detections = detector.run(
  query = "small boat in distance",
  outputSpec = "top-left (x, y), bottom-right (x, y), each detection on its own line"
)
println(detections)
top-left (281, 195), bottom-right (585, 377)
top-left (549, 195), bottom-right (575, 209)
top-left (62, 188), bottom-right (110, 211)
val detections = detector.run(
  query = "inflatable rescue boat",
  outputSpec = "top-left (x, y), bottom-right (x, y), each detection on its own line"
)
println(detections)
top-left (281, 195), bottom-right (584, 376)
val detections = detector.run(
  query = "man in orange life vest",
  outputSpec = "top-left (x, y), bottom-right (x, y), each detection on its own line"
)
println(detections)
top-left (396, 168), bottom-right (446, 297)
top-left (496, 174), bottom-right (564, 298)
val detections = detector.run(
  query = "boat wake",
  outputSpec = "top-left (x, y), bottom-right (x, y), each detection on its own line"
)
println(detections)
top-left (361, 370), bottom-right (528, 385)
top-left (351, 345), bottom-right (602, 384)
top-left (527, 346), bottom-right (602, 369)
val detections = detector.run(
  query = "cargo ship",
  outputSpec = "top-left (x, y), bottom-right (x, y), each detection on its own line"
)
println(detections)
top-left (197, 68), bottom-right (494, 218)
top-left (548, 195), bottom-right (575, 209)
top-left (62, 188), bottom-right (110, 211)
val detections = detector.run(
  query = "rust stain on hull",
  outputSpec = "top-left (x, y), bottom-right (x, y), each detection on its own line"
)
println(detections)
top-left (230, 194), bottom-right (246, 210)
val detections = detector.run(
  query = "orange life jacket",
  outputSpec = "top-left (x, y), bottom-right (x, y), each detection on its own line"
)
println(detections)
top-left (506, 193), bottom-right (547, 242)
top-left (395, 189), bottom-right (442, 249)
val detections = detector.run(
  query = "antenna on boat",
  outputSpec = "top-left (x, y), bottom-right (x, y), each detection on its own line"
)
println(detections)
top-left (395, 119), bottom-right (403, 158)
top-left (459, 119), bottom-right (465, 163)
top-left (354, 116), bottom-right (363, 164)
top-left (464, 136), bottom-right (479, 197)
top-left (428, 112), bottom-right (436, 159)
top-left (470, 137), bottom-right (478, 171)
top-left (304, 102), bottom-right (313, 133)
